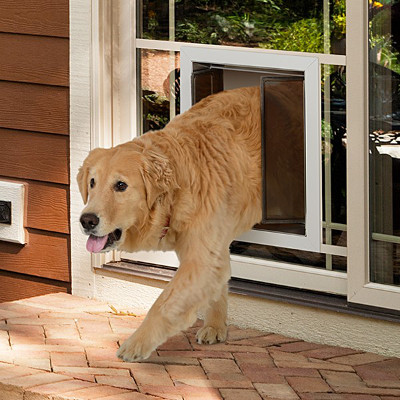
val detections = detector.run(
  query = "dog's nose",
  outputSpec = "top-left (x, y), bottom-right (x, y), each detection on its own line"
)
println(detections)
top-left (80, 213), bottom-right (99, 231)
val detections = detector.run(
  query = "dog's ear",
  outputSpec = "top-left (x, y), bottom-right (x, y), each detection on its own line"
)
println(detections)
top-left (77, 163), bottom-right (89, 204)
top-left (141, 150), bottom-right (176, 209)
top-left (77, 148), bottom-right (105, 204)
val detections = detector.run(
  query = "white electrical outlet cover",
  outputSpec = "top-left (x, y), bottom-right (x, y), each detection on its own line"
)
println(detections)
top-left (0, 181), bottom-right (26, 244)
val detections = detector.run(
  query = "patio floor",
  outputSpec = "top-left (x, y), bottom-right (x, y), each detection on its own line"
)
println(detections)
top-left (0, 293), bottom-right (399, 400)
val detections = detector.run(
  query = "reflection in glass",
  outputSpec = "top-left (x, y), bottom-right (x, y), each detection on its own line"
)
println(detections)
top-left (138, 0), bottom-right (346, 55)
top-left (323, 228), bottom-right (346, 247)
top-left (369, 0), bottom-right (400, 286)
top-left (138, 49), bottom-right (180, 134)
top-left (230, 241), bottom-right (346, 272)
top-left (322, 65), bottom-right (347, 249)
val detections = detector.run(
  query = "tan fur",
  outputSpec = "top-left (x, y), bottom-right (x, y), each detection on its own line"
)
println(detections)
top-left (78, 86), bottom-right (262, 361)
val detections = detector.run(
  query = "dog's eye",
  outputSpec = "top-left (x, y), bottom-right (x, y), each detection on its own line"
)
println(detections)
top-left (90, 178), bottom-right (95, 189)
top-left (115, 181), bottom-right (128, 192)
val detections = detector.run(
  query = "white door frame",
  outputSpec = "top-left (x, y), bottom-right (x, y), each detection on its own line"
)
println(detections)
top-left (70, 0), bottom-right (400, 308)
top-left (89, 0), bottom-right (347, 296)
top-left (346, 0), bottom-right (400, 310)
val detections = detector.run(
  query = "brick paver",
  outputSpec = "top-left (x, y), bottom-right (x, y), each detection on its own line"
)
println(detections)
top-left (25, 378), bottom-right (97, 396)
top-left (219, 388), bottom-right (262, 400)
top-left (95, 374), bottom-right (138, 390)
top-left (51, 350), bottom-right (88, 367)
top-left (285, 376), bottom-right (332, 393)
top-left (0, 293), bottom-right (398, 400)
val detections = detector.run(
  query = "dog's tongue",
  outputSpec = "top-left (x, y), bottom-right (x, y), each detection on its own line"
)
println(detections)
top-left (86, 235), bottom-right (108, 253)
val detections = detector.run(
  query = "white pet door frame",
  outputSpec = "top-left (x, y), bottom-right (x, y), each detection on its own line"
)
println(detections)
top-left (180, 46), bottom-right (321, 253)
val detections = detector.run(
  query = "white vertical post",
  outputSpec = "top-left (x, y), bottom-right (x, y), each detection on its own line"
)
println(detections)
top-left (70, 0), bottom-right (95, 297)
top-left (169, 0), bottom-right (176, 120)
top-left (115, 0), bottom-right (137, 143)
top-left (346, 0), bottom-right (370, 301)
top-left (91, 0), bottom-right (115, 268)
top-left (323, 0), bottom-right (333, 270)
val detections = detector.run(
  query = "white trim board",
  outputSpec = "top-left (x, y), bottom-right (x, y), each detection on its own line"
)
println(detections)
top-left (70, 0), bottom-right (94, 297)
top-left (120, 251), bottom-right (347, 296)
top-left (231, 255), bottom-right (347, 296)
top-left (136, 38), bottom-right (347, 66)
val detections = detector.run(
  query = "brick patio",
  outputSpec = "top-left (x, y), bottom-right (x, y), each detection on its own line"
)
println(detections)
top-left (0, 293), bottom-right (399, 400)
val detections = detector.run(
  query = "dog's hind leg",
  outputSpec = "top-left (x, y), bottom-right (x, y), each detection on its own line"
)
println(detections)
top-left (196, 282), bottom-right (228, 344)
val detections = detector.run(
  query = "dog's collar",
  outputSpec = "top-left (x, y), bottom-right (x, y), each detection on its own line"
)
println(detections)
top-left (159, 217), bottom-right (170, 240)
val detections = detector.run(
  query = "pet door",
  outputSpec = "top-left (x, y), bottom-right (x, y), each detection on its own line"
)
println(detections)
top-left (258, 75), bottom-right (305, 236)
top-left (181, 46), bottom-right (321, 252)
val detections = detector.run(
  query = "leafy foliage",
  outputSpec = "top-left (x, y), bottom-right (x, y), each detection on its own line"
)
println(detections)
top-left (142, 0), bottom-right (346, 53)
top-left (260, 18), bottom-right (324, 53)
top-left (142, 91), bottom-right (170, 131)
top-left (369, 2), bottom-right (400, 75)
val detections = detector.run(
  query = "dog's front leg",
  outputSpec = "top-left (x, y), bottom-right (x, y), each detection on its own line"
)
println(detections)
top-left (116, 258), bottom-right (227, 362)
top-left (196, 283), bottom-right (228, 344)
top-left (196, 250), bottom-right (230, 344)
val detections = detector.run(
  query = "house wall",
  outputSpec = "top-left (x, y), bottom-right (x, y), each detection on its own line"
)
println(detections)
top-left (0, 0), bottom-right (71, 302)
top-left (69, 1), bottom-right (400, 358)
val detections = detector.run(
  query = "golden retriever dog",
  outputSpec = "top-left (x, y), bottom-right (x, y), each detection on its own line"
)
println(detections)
top-left (77, 86), bottom-right (263, 362)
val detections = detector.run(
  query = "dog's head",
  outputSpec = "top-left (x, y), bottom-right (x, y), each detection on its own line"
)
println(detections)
top-left (77, 145), bottom-right (173, 253)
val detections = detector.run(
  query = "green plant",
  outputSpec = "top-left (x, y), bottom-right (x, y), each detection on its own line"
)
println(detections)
top-left (370, 33), bottom-right (400, 74)
top-left (260, 18), bottom-right (324, 53)
top-left (176, 20), bottom-right (219, 44)
top-left (160, 0), bottom-right (350, 53)
top-left (145, 113), bottom-right (170, 130)
top-left (142, 91), bottom-right (171, 131)
top-left (331, 0), bottom-right (346, 41)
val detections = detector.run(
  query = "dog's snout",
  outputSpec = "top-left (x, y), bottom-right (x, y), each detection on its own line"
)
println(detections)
top-left (80, 213), bottom-right (99, 231)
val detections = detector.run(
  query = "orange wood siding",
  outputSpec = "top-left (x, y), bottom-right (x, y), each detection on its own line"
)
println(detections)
top-left (0, 33), bottom-right (69, 86)
top-left (0, 1), bottom-right (69, 38)
top-left (26, 182), bottom-right (69, 234)
top-left (0, 230), bottom-right (70, 282)
top-left (0, 129), bottom-right (69, 184)
top-left (0, 82), bottom-right (69, 135)
top-left (0, 271), bottom-right (69, 303)
top-left (0, 0), bottom-right (70, 302)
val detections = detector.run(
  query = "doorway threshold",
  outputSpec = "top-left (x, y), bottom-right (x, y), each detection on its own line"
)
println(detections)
top-left (98, 260), bottom-right (400, 324)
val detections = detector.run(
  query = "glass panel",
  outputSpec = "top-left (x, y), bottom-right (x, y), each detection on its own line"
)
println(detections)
top-left (323, 228), bottom-right (346, 247)
top-left (371, 240), bottom-right (400, 285)
top-left (138, 49), bottom-right (180, 134)
top-left (138, 0), bottom-right (346, 54)
top-left (322, 64), bottom-right (347, 246)
top-left (260, 77), bottom-right (305, 235)
top-left (369, 0), bottom-right (400, 286)
top-left (230, 241), bottom-right (346, 272)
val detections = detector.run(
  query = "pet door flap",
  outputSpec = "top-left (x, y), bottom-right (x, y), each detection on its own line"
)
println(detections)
top-left (258, 76), bottom-right (306, 236)
top-left (192, 68), bottom-right (223, 104)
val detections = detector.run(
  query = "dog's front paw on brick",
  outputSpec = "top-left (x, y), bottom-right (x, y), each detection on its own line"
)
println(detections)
top-left (116, 334), bottom-right (156, 362)
top-left (196, 325), bottom-right (227, 345)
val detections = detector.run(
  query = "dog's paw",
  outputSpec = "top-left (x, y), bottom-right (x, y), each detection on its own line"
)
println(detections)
top-left (116, 334), bottom-right (155, 362)
top-left (196, 324), bottom-right (227, 345)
